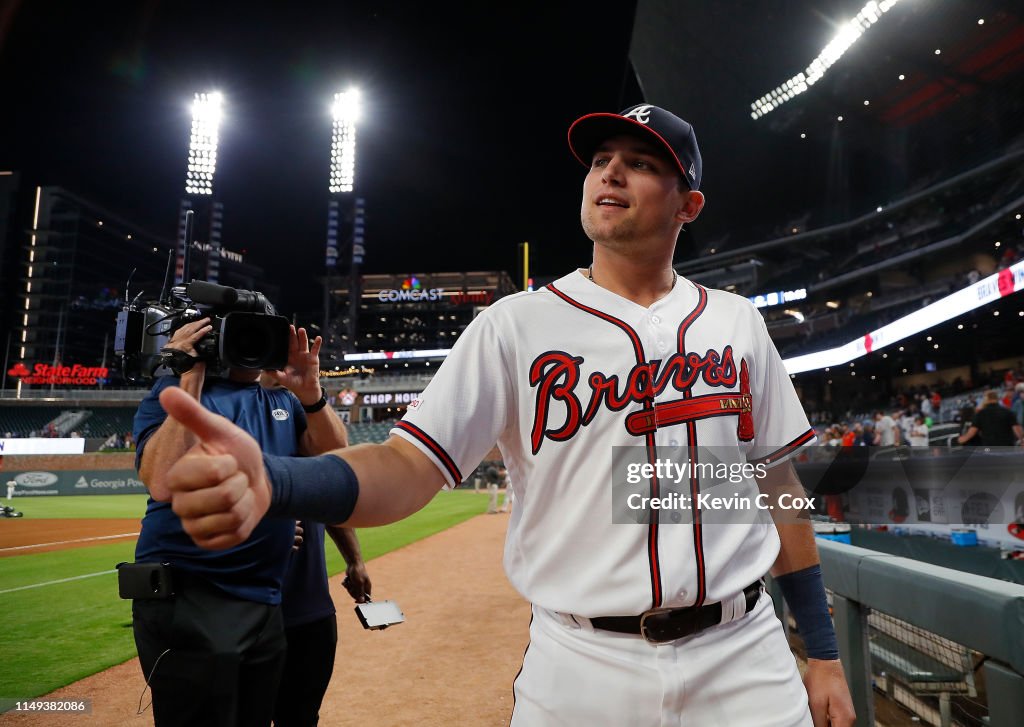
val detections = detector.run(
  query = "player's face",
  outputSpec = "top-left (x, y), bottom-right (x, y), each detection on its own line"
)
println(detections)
top-left (580, 135), bottom-right (701, 252)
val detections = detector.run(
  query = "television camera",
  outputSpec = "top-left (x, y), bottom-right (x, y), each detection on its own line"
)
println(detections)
top-left (114, 279), bottom-right (290, 382)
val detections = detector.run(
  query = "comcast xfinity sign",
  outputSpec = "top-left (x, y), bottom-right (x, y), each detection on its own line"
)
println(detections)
top-left (377, 276), bottom-right (444, 303)
top-left (377, 288), bottom-right (445, 302)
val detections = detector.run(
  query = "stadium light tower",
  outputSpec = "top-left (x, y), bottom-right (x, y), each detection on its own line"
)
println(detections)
top-left (329, 89), bottom-right (361, 193)
top-left (177, 91), bottom-right (225, 284)
top-left (185, 91), bottom-right (222, 195)
top-left (324, 88), bottom-right (365, 356)
top-left (749, 0), bottom-right (903, 120)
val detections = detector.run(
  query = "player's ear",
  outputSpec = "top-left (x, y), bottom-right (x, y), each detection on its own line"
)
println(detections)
top-left (675, 190), bottom-right (705, 224)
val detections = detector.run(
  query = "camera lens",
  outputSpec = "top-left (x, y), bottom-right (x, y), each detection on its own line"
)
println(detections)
top-left (220, 312), bottom-right (289, 369)
top-left (227, 316), bottom-right (265, 366)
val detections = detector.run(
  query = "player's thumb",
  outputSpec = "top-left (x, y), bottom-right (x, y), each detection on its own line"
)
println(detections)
top-left (159, 385), bottom-right (234, 447)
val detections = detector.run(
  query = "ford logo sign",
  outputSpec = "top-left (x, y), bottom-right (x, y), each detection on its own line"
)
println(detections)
top-left (16, 471), bottom-right (59, 487)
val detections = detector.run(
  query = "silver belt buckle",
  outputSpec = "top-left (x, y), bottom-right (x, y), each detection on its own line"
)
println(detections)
top-left (639, 607), bottom-right (676, 644)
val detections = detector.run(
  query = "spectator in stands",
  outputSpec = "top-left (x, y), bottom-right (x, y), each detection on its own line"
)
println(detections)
top-left (1012, 383), bottom-right (1024, 429)
top-left (1001, 381), bottom-right (1018, 409)
top-left (958, 390), bottom-right (1024, 447)
top-left (920, 394), bottom-right (933, 420)
top-left (841, 423), bottom-right (860, 447)
top-left (957, 405), bottom-right (979, 446)
top-left (897, 410), bottom-right (914, 443)
top-left (873, 410), bottom-right (901, 447)
top-left (908, 416), bottom-right (929, 447)
top-left (860, 421), bottom-right (876, 447)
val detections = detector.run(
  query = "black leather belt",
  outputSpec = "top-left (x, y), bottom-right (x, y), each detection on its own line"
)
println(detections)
top-left (589, 580), bottom-right (762, 644)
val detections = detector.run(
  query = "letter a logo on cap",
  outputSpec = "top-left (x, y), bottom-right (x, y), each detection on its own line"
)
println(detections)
top-left (623, 105), bottom-right (654, 124)
top-left (688, 163), bottom-right (696, 179)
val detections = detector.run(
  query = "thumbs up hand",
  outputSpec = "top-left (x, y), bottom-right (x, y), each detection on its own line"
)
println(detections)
top-left (157, 385), bottom-right (272, 550)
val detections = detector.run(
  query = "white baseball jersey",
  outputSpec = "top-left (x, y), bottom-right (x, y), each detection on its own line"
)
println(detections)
top-left (393, 270), bottom-right (814, 617)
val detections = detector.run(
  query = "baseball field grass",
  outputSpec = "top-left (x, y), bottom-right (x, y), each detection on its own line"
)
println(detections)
top-left (0, 490), bottom-right (489, 701)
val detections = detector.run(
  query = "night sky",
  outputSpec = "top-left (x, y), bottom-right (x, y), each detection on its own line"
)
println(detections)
top-left (1, 1), bottom-right (639, 314)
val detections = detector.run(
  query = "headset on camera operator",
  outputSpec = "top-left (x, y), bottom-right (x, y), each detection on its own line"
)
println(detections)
top-left (125, 302), bottom-right (366, 727)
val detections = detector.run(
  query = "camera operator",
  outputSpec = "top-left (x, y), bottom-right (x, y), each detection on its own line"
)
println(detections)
top-left (130, 316), bottom-right (360, 727)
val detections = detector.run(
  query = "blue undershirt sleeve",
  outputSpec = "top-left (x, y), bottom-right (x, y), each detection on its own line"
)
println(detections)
top-left (775, 563), bottom-right (840, 660)
top-left (263, 453), bottom-right (359, 524)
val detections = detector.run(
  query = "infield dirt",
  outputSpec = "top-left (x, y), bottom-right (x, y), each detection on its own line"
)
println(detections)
top-left (0, 519), bottom-right (139, 555)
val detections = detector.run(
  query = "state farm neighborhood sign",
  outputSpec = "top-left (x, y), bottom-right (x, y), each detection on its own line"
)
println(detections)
top-left (7, 362), bottom-right (110, 386)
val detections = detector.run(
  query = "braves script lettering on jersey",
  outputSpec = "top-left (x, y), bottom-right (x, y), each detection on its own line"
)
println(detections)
top-left (393, 270), bottom-right (814, 618)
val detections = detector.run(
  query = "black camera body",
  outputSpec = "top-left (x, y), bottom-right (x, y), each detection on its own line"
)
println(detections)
top-left (115, 280), bottom-right (290, 381)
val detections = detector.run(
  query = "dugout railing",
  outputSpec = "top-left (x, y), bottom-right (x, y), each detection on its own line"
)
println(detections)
top-left (770, 541), bottom-right (1024, 727)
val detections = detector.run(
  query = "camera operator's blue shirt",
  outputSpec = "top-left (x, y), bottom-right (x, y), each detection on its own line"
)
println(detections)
top-left (133, 375), bottom-right (307, 605)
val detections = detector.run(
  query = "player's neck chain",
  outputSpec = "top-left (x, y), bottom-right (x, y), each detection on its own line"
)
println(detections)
top-left (587, 265), bottom-right (679, 289)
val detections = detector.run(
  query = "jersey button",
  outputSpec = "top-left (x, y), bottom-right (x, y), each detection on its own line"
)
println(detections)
top-left (657, 341), bottom-right (668, 352)
top-left (669, 439), bottom-right (679, 446)
top-left (651, 314), bottom-right (661, 324)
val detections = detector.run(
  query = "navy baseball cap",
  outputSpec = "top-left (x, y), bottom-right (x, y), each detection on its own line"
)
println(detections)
top-left (568, 104), bottom-right (703, 191)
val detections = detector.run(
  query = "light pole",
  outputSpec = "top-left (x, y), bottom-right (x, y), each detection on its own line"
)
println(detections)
top-left (179, 91), bottom-right (223, 284)
top-left (329, 89), bottom-right (360, 195)
top-left (325, 89), bottom-right (364, 355)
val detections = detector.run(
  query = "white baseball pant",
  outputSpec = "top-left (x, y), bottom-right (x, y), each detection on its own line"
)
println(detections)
top-left (511, 593), bottom-right (813, 726)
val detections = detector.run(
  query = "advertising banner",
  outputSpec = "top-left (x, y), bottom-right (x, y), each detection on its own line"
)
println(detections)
top-left (796, 447), bottom-right (1024, 550)
top-left (0, 438), bottom-right (86, 455)
top-left (6, 469), bottom-right (146, 496)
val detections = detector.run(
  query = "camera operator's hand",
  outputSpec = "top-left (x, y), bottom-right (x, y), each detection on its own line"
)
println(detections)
top-left (264, 326), bottom-right (323, 407)
top-left (167, 317), bottom-right (213, 356)
top-left (157, 385), bottom-right (271, 550)
top-left (161, 317), bottom-right (213, 377)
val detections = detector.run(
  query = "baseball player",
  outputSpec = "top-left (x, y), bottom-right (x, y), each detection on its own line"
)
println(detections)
top-left (156, 104), bottom-right (855, 726)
